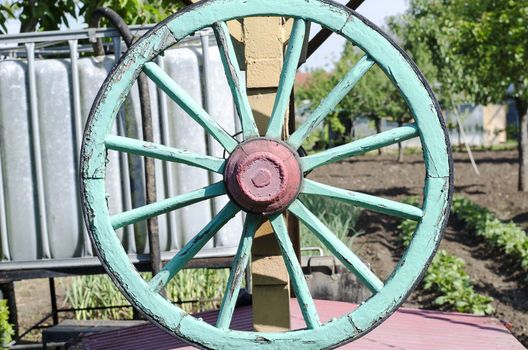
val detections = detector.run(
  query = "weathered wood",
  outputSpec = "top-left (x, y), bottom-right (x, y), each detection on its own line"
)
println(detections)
top-left (79, 1), bottom-right (453, 347)
top-left (301, 179), bottom-right (423, 221)
top-left (216, 214), bottom-right (259, 329)
top-left (110, 182), bottom-right (226, 229)
top-left (270, 214), bottom-right (321, 329)
top-left (243, 16), bottom-right (293, 332)
top-left (305, 0), bottom-right (365, 58)
top-left (289, 200), bottom-right (384, 293)
top-left (212, 21), bottom-right (259, 139)
top-left (143, 62), bottom-right (238, 152)
top-left (148, 202), bottom-right (240, 292)
top-left (302, 124), bottom-right (419, 171)
top-left (266, 18), bottom-right (306, 139)
top-left (105, 135), bottom-right (226, 173)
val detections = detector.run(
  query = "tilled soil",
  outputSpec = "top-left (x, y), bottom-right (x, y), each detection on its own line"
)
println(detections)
top-left (309, 149), bottom-right (528, 346)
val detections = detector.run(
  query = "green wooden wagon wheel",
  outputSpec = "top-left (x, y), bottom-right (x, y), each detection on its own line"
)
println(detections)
top-left (81, 0), bottom-right (453, 348)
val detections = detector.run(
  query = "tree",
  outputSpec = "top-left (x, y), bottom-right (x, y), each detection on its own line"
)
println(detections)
top-left (298, 42), bottom-right (412, 160)
top-left (340, 43), bottom-right (412, 159)
top-left (390, 0), bottom-right (528, 191)
top-left (0, 0), bottom-right (184, 33)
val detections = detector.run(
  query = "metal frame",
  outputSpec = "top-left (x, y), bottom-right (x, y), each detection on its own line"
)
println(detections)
top-left (0, 0), bottom-right (366, 276)
top-left (0, 25), bottom-right (233, 273)
top-left (0, 24), bottom-right (155, 45)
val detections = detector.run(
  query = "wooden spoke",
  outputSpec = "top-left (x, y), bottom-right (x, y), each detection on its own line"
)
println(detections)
top-left (105, 135), bottom-right (225, 173)
top-left (110, 182), bottom-right (226, 230)
top-left (289, 200), bottom-right (384, 293)
top-left (216, 214), bottom-right (260, 329)
top-left (212, 22), bottom-right (259, 139)
top-left (302, 179), bottom-right (423, 221)
top-left (287, 55), bottom-right (375, 149)
top-left (266, 18), bottom-right (306, 139)
top-left (270, 213), bottom-right (321, 329)
top-left (302, 124), bottom-right (419, 172)
top-left (143, 62), bottom-right (238, 152)
top-left (149, 201), bottom-right (240, 293)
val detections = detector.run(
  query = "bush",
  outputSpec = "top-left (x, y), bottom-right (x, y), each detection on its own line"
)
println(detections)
top-left (0, 299), bottom-right (13, 349)
top-left (424, 251), bottom-right (494, 315)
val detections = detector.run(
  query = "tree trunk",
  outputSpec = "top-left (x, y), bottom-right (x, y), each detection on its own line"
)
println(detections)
top-left (517, 99), bottom-right (528, 192)
top-left (397, 119), bottom-right (404, 162)
top-left (375, 117), bottom-right (382, 155)
top-left (457, 127), bottom-right (463, 152)
top-left (20, 0), bottom-right (38, 32)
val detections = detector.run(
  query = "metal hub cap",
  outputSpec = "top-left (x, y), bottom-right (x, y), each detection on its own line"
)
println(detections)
top-left (224, 138), bottom-right (302, 215)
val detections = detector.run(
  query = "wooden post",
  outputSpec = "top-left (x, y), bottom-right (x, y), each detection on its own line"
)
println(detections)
top-left (243, 16), bottom-right (292, 332)
top-left (186, 0), bottom-right (300, 331)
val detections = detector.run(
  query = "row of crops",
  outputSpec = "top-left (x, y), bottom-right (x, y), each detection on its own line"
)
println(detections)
top-left (399, 196), bottom-right (528, 315)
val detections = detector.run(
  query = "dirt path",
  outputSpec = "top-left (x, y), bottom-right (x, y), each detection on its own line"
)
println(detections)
top-left (310, 149), bottom-right (528, 346)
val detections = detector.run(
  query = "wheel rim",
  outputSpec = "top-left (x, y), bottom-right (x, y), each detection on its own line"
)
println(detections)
top-left (80, 0), bottom-right (453, 349)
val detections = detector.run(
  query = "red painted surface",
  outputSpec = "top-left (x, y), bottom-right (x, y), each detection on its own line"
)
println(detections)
top-left (77, 299), bottom-right (524, 349)
top-left (224, 138), bottom-right (302, 215)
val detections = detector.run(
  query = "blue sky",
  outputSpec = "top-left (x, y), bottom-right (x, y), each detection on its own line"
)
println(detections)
top-left (4, 0), bottom-right (408, 69)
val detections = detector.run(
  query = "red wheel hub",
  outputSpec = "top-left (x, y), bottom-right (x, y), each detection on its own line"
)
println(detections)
top-left (224, 138), bottom-right (302, 215)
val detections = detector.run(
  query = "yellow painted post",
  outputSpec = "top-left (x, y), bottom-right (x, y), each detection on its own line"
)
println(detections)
top-left (186, 0), bottom-right (296, 330)
top-left (242, 16), bottom-right (292, 332)
top-left (187, 2), bottom-right (295, 329)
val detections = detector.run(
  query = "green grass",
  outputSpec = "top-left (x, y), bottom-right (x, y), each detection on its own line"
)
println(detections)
top-left (65, 268), bottom-right (230, 320)
top-left (298, 194), bottom-right (362, 255)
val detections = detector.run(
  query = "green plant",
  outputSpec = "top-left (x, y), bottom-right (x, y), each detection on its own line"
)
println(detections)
top-left (65, 269), bottom-right (230, 320)
top-left (299, 194), bottom-right (362, 254)
top-left (0, 300), bottom-right (14, 349)
top-left (424, 251), bottom-right (494, 315)
top-left (452, 196), bottom-right (528, 278)
top-left (65, 274), bottom-right (131, 320)
top-left (397, 219), bottom-right (417, 247)
top-left (165, 268), bottom-right (229, 313)
top-left (398, 216), bottom-right (494, 315)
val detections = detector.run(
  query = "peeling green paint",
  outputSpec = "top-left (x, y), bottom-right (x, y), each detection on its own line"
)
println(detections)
top-left (80, 0), bottom-right (452, 348)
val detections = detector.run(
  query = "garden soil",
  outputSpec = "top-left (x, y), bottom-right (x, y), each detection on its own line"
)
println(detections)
top-left (310, 149), bottom-right (528, 346)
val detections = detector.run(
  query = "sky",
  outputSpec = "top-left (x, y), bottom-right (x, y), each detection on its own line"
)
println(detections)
top-left (304, 0), bottom-right (408, 70)
top-left (3, 0), bottom-right (408, 69)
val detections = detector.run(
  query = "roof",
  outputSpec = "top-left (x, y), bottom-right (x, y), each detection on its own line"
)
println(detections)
top-left (76, 299), bottom-right (524, 349)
